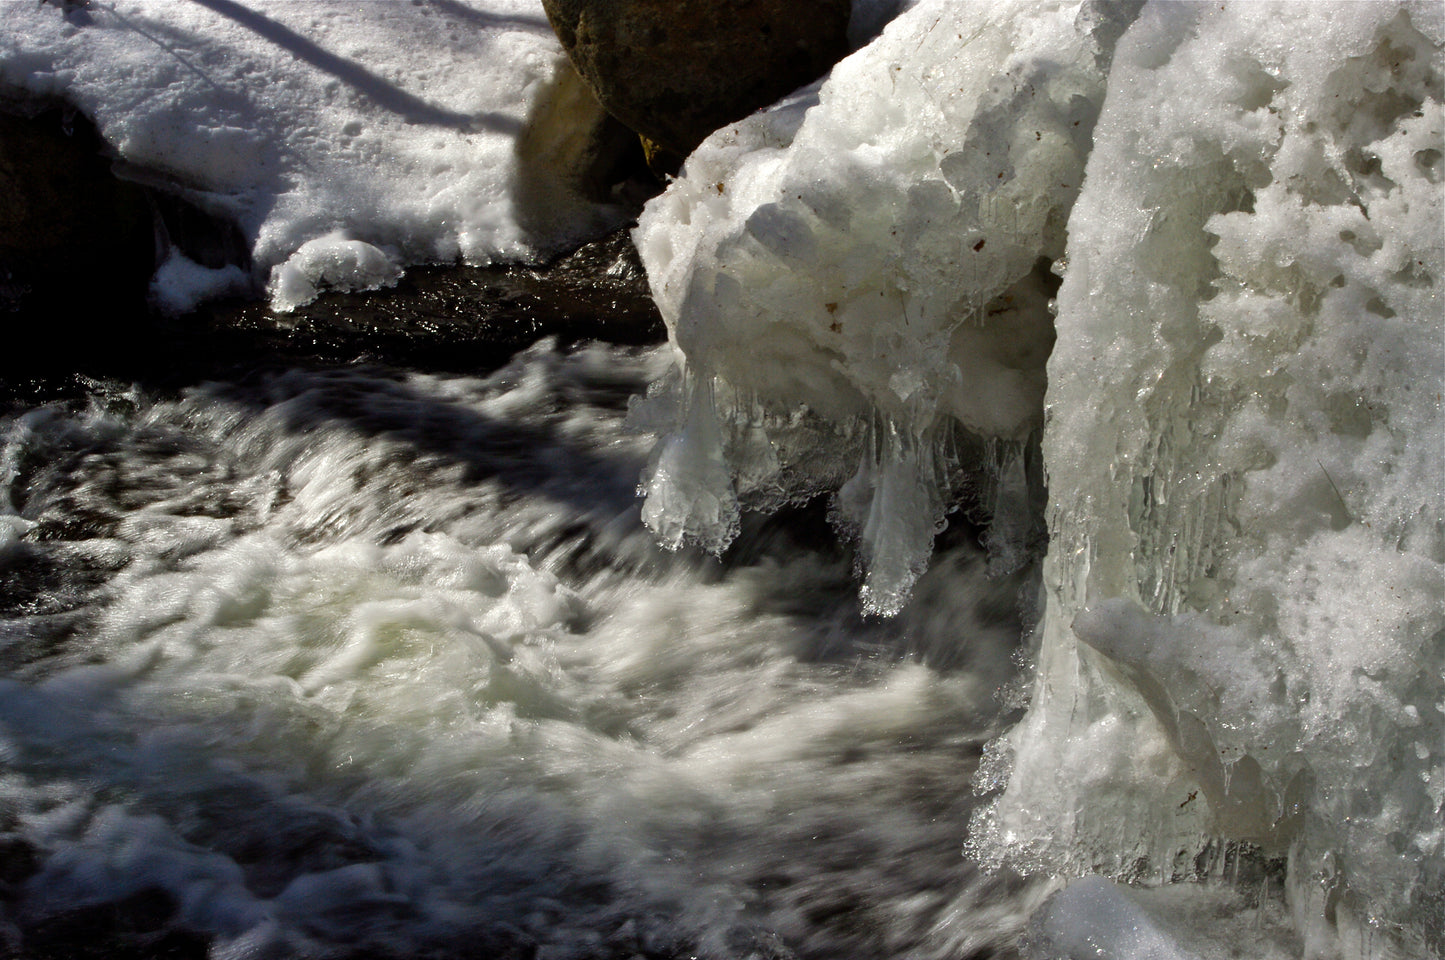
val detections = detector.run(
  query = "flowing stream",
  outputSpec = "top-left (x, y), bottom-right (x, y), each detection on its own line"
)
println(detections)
top-left (0, 340), bottom-right (1047, 960)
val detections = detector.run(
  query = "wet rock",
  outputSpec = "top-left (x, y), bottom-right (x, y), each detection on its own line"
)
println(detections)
top-left (541, 0), bottom-right (851, 167)
top-left (177, 227), bottom-right (665, 382)
top-left (0, 835), bottom-right (38, 889)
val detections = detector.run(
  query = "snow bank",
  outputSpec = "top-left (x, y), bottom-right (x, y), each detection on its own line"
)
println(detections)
top-left (632, 0), bottom-right (1443, 953)
top-left (1, 0), bottom-right (627, 313)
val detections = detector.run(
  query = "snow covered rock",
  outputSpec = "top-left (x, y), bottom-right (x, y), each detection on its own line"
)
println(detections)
top-left (0, 0), bottom-right (633, 314)
top-left (0, 106), bottom-right (154, 331)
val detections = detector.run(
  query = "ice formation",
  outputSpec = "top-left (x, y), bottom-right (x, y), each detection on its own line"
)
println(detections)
top-left (267, 232), bottom-right (405, 312)
top-left (633, 0), bottom-right (1444, 954)
top-left (1024, 876), bottom-right (1304, 960)
top-left (0, 0), bottom-right (627, 313)
top-left (632, 0), bottom-right (1137, 614)
top-left (975, 5), bottom-right (1445, 956)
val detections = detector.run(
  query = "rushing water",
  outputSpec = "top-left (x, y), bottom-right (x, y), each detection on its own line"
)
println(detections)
top-left (0, 340), bottom-right (1050, 960)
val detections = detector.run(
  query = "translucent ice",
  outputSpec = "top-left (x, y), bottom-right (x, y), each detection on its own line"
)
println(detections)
top-left (1025, 877), bottom-right (1200, 960)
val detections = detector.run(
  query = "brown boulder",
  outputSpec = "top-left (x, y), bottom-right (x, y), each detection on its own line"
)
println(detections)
top-left (542, 0), bottom-right (851, 168)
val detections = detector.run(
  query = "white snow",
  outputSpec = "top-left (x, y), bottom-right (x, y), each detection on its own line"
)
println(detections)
top-left (150, 248), bottom-right (252, 315)
top-left (1, 0), bottom-right (628, 313)
top-left (267, 231), bottom-right (403, 312)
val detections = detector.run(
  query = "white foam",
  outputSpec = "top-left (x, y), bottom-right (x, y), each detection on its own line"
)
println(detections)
top-left (0, 345), bottom-right (1039, 957)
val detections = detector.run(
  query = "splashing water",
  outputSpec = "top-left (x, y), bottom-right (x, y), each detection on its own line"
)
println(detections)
top-left (0, 343), bottom-right (1053, 959)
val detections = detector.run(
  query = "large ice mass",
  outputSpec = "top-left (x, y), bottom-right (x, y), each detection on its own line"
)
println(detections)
top-left (977, 4), bottom-right (1445, 956)
top-left (632, 0), bottom-right (1139, 614)
top-left (633, 0), bottom-right (1444, 955)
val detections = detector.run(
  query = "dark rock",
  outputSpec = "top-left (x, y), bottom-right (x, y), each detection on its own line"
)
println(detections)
top-left (0, 104), bottom-right (156, 344)
top-left (512, 58), bottom-right (659, 244)
top-left (17, 887), bottom-right (209, 960)
top-left (0, 225), bottom-right (664, 406)
top-left (177, 227), bottom-right (665, 382)
top-left (541, 0), bottom-right (851, 165)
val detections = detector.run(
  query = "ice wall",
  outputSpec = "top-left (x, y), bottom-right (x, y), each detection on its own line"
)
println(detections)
top-left (634, 0), bottom-right (1444, 954)
top-left (632, 0), bottom-right (1139, 614)
top-left (975, 4), bottom-right (1444, 954)
top-left (1, 0), bottom-right (626, 312)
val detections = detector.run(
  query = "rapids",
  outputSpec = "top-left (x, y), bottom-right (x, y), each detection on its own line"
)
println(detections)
top-left (0, 343), bottom-right (1049, 959)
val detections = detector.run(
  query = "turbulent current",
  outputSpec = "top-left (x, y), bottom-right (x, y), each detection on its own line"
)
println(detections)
top-left (0, 344), bottom-right (1053, 960)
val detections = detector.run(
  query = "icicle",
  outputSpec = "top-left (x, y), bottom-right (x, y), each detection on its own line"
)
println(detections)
top-left (640, 371), bottom-right (741, 556)
top-left (983, 439), bottom-right (1032, 576)
top-left (849, 415), bottom-right (950, 617)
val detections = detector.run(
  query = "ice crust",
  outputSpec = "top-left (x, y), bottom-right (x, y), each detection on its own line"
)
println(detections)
top-left (633, 0), bottom-right (1444, 953)
top-left (0, 0), bottom-right (627, 313)
top-left (268, 232), bottom-right (404, 313)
